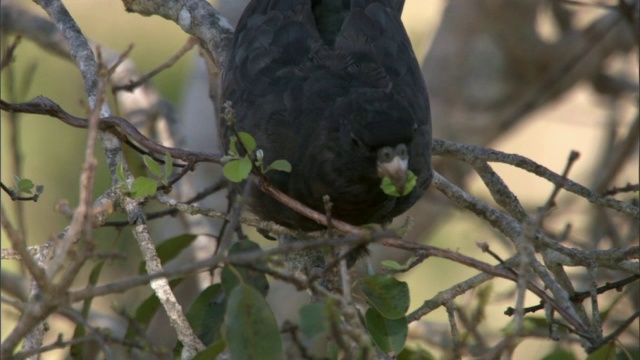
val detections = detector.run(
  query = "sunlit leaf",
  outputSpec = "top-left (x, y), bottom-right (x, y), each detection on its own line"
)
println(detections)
top-left (237, 132), bottom-right (257, 153)
top-left (381, 260), bottom-right (408, 271)
top-left (130, 176), bottom-right (158, 198)
top-left (223, 156), bottom-right (252, 182)
top-left (16, 178), bottom-right (34, 194)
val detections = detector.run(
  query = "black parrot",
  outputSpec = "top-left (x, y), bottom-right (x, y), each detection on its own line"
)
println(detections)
top-left (222, 0), bottom-right (432, 233)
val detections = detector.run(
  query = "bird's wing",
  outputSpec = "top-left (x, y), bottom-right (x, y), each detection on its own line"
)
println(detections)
top-left (222, 1), bottom-right (325, 159)
top-left (334, 1), bottom-right (429, 127)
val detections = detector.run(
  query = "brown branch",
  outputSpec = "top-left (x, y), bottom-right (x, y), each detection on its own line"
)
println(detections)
top-left (0, 96), bottom-right (222, 164)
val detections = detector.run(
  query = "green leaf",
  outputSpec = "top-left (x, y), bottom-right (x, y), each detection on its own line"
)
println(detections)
top-left (381, 260), bottom-right (408, 272)
top-left (116, 162), bottom-right (126, 183)
top-left (164, 153), bottom-right (173, 179)
top-left (267, 159), bottom-right (292, 173)
top-left (138, 234), bottom-right (197, 274)
top-left (237, 132), bottom-right (257, 153)
top-left (221, 241), bottom-right (269, 296)
top-left (587, 342), bottom-right (616, 360)
top-left (192, 339), bottom-right (226, 360)
top-left (186, 284), bottom-right (226, 345)
top-left (16, 178), bottom-right (34, 194)
top-left (143, 155), bottom-right (162, 177)
top-left (380, 170), bottom-right (417, 197)
top-left (380, 176), bottom-right (401, 197)
top-left (365, 307), bottom-right (408, 355)
top-left (223, 156), bottom-right (252, 182)
top-left (225, 284), bottom-right (284, 360)
top-left (359, 274), bottom-right (409, 319)
top-left (404, 171), bottom-right (417, 195)
top-left (130, 176), bottom-right (158, 198)
top-left (299, 303), bottom-right (328, 337)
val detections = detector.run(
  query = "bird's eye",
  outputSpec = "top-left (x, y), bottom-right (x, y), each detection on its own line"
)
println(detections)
top-left (379, 147), bottom-right (394, 162)
top-left (397, 144), bottom-right (408, 158)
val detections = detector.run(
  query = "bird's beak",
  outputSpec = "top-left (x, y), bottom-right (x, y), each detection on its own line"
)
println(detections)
top-left (378, 156), bottom-right (409, 195)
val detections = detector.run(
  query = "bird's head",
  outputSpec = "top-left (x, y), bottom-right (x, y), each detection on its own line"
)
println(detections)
top-left (338, 90), bottom-right (418, 196)
top-left (376, 143), bottom-right (409, 195)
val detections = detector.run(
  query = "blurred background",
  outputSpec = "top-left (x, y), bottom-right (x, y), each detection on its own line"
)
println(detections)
top-left (1, 0), bottom-right (638, 358)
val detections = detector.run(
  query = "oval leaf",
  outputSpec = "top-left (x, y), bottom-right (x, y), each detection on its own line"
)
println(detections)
top-left (186, 284), bottom-right (226, 346)
top-left (267, 159), bottom-right (292, 173)
top-left (131, 176), bottom-right (158, 198)
top-left (299, 303), bottom-right (328, 337)
top-left (164, 153), bottom-right (173, 178)
top-left (143, 155), bottom-right (162, 177)
top-left (381, 260), bottom-right (408, 272)
top-left (116, 162), bottom-right (126, 183)
top-left (223, 157), bottom-right (252, 183)
top-left (359, 274), bottom-right (409, 319)
top-left (17, 178), bottom-right (35, 194)
top-left (225, 284), bottom-right (284, 360)
top-left (365, 307), bottom-right (408, 355)
top-left (238, 132), bottom-right (257, 153)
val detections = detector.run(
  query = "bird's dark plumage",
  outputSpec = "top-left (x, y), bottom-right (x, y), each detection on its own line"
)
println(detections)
top-left (222, 0), bottom-right (432, 232)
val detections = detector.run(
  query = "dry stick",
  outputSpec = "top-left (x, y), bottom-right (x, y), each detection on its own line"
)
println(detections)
top-left (2, 95), bottom-right (627, 346)
top-left (592, 113), bottom-right (640, 192)
top-left (2, 0), bottom-right (119, 354)
top-left (602, 183), bottom-right (640, 196)
top-left (0, 205), bottom-right (54, 357)
top-left (0, 35), bottom-right (22, 70)
top-left (504, 275), bottom-right (640, 316)
top-left (541, 150), bottom-right (581, 212)
top-left (0, 181), bottom-right (42, 202)
top-left (538, 151), bottom-right (593, 330)
top-left (1, 98), bottom-right (635, 352)
top-left (2, 35), bottom-right (30, 240)
top-left (588, 309), bottom-right (640, 353)
top-left (0, 97), bottom-right (223, 164)
top-left (445, 301), bottom-right (462, 360)
top-left (1, 96), bottom-right (636, 223)
top-left (433, 139), bottom-right (638, 218)
top-left (112, 37), bottom-right (198, 93)
top-left (4, 1), bottom-right (204, 358)
top-left (429, 173), bottom-right (592, 338)
top-left (46, 60), bottom-right (107, 280)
